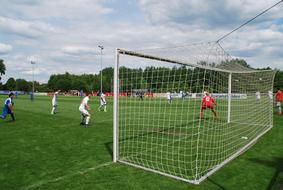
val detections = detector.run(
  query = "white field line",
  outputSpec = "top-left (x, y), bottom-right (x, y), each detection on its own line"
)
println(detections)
top-left (23, 162), bottom-right (113, 190)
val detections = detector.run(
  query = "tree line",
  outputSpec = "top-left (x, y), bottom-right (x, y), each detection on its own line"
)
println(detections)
top-left (0, 58), bottom-right (283, 93)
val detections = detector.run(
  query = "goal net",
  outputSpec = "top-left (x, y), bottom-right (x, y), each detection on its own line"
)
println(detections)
top-left (113, 42), bottom-right (275, 184)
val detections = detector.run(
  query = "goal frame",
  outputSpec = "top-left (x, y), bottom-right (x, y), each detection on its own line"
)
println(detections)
top-left (113, 48), bottom-right (275, 184)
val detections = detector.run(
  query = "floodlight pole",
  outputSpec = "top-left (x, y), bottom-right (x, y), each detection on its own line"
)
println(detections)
top-left (31, 61), bottom-right (36, 95)
top-left (98, 45), bottom-right (104, 94)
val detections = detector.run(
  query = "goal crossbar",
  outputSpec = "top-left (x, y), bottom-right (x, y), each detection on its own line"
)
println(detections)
top-left (117, 48), bottom-right (271, 74)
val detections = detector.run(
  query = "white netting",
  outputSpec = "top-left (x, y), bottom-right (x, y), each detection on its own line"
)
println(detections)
top-left (114, 42), bottom-right (275, 184)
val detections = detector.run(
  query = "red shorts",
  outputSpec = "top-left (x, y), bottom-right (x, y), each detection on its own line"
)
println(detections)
top-left (201, 105), bottom-right (214, 110)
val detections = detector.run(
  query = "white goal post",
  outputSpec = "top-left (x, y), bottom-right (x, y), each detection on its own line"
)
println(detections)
top-left (113, 43), bottom-right (276, 184)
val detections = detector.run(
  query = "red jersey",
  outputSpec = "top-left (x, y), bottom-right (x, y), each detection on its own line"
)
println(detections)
top-left (202, 95), bottom-right (215, 107)
top-left (277, 90), bottom-right (283, 102)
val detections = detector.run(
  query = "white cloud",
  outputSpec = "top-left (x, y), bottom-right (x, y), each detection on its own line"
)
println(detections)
top-left (22, 67), bottom-right (47, 75)
top-left (0, 43), bottom-right (12, 54)
top-left (1, 0), bottom-right (113, 20)
top-left (0, 0), bottom-right (283, 83)
top-left (0, 16), bottom-right (59, 38)
top-left (62, 46), bottom-right (99, 56)
top-left (138, 0), bottom-right (283, 28)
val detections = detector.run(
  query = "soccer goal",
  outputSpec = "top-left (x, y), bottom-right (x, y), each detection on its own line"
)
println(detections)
top-left (113, 42), bottom-right (275, 184)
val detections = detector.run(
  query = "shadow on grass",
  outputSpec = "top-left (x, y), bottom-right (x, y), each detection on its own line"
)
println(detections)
top-left (249, 157), bottom-right (283, 190)
top-left (207, 178), bottom-right (227, 190)
top-left (104, 141), bottom-right (113, 159)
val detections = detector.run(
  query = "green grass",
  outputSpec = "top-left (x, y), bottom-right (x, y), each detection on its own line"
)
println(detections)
top-left (0, 95), bottom-right (282, 190)
top-left (118, 96), bottom-right (274, 182)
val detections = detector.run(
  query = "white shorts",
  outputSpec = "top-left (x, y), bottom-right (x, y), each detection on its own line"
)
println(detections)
top-left (277, 102), bottom-right (282, 107)
top-left (79, 108), bottom-right (90, 116)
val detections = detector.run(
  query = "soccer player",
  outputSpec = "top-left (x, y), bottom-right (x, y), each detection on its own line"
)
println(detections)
top-left (79, 93), bottom-right (91, 127)
top-left (200, 91), bottom-right (217, 119)
top-left (180, 91), bottom-right (185, 99)
top-left (80, 89), bottom-right (84, 98)
top-left (276, 88), bottom-right (283, 115)
top-left (138, 91), bottom-right (144, 100)
top-left (30, 91), bottom-right (34, 101)
top-left (99, 92), bottom-right (107, 112)
top-left (166, 91), bottom-right (172, 104)
top-left (255, 91), bottom-right (261, 103)
top-left (0, 92), bottom-right (15, 121)
top-left (51, 90), bottom-right (60, 114)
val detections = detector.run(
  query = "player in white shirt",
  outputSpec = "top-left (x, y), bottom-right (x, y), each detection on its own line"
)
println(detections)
top-left (166, 92), bottom-right (172, 104)
top-left (79, 94), bottom-right (91, 127)
top-left (99, 93), bottom-right (107, 112)
top-left (256, 91), bottom-right (261, 103)
top-left (51, 90), bottom-right (60, 114)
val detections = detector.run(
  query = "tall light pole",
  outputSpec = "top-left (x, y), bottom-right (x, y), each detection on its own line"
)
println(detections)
top-left (98, 45), bottom-right (104, 94)
top-left (31, 60), bottom-right (36, 96)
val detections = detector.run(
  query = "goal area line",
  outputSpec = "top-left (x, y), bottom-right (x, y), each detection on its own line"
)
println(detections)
top-left (23, 162), bottom-right (113, 190)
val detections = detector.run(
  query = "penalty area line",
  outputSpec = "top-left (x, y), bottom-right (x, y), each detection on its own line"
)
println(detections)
top-left (23, 162), bottom-right (113, 190)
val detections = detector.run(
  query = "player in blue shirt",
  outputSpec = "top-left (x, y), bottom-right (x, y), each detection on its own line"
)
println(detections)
top-left (0, 92), bottom-right (15, 121)
top-left (80, 89), bottom-right (84, 98)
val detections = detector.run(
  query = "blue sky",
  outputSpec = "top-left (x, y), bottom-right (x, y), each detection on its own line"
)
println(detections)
top-left (0, 0), bottom-right (283, 83)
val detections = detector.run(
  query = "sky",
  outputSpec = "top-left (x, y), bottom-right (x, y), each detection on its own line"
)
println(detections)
top-left (0, 0), bottom-right (283, 83)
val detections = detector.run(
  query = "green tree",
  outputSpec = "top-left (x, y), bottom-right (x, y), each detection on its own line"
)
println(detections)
top-left (274, 70), bottom-right (283, 91)
top-left (5, 77), bottom-right (16, 91)
top-left (232, 59), bottom-right (251, 68)
top-left (16, 79), bottom-right (31, 92)
top-left (37, 83), bottom-right (51, 92)
top-left (72, 79), bottom-right (88, 91)
top-left (55, 78), bottom-right (72, 91)
top-left (0, 59), bottom-right (6, 81)
top-left (47, 74), bottom-right (58, 90)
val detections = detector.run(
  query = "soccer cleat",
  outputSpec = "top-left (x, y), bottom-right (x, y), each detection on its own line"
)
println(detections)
top-left (80, 122), bottom-right (85, 125)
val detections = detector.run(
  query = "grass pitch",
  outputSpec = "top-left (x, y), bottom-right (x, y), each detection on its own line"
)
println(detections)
top-left (118, 96), bottom-right (274, 182)
top-left (0, 95), bottom-right (282, 190)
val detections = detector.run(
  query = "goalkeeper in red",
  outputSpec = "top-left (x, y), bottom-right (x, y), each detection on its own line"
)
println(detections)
top-left (200, 91), bottom-right (218, 119)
